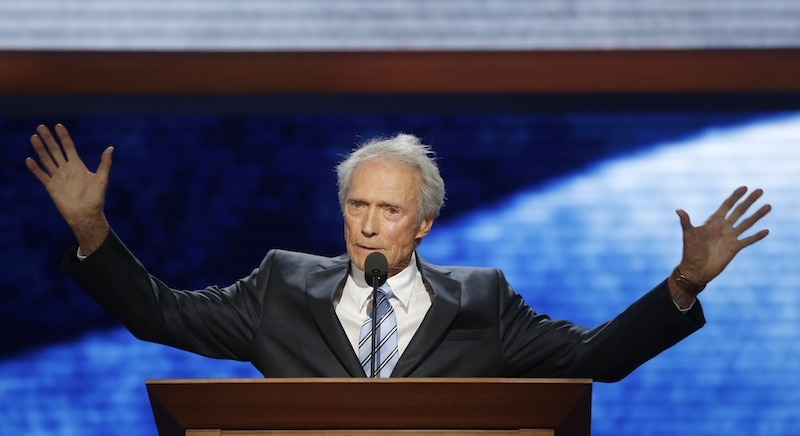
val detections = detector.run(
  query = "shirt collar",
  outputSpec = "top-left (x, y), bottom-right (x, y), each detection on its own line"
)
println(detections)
top-left (350, 252), bottom-right (418, 312)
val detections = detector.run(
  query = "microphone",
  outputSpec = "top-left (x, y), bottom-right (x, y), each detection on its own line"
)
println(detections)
top-left (364, 252), bottom-right (388, 287)
top-left (363, 252), bottom-right (388, 377)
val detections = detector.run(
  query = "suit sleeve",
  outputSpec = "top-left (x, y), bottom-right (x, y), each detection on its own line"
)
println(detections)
top-left (62, 230), bottom-right (267, 362)
top-left (498, 269), bottom-right (705, 382)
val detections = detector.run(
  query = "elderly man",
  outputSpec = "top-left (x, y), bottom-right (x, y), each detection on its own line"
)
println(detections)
top-left (26, 123), bottom-right (770, 381)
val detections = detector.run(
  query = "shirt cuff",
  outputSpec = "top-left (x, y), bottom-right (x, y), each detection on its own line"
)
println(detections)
top-left (674, 298), bottom-right (696, 314)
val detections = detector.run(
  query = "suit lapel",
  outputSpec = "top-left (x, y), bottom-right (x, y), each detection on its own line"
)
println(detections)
top-left (392, 258), bottom-right (461, 377)
top-left (304, 255), bottom-right (365, 377)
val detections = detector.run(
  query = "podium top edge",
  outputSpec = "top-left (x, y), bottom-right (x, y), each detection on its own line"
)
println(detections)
top-left (145, 377), bottom-right (593, 385)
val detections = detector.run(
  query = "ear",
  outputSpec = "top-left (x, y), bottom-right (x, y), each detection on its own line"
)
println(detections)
top-left (415, 216), bottom-right (433, 240)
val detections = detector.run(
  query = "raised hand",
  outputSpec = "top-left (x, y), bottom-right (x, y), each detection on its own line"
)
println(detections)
top-left (671, 186), bottom-right (771, 306)
top-left (26, 124), bottom-right (114, 255)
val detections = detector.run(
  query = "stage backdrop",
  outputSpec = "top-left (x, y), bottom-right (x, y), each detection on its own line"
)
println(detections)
top-left (1, 95), bottom-right (798, 435)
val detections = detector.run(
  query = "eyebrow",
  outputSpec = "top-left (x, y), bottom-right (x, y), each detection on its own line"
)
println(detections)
top-left (348, 197), bottom-right (402, 210)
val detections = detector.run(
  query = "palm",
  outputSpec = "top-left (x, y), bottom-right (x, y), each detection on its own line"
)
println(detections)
top-left (45, 158), bottom-right (106, 222)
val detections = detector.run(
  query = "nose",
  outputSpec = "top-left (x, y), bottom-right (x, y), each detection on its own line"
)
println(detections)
top-left (361, 206), bottom-right (379, 237)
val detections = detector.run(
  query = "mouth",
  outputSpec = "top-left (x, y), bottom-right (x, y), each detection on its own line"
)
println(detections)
top-left (357, 245), bottom-right (382, 252)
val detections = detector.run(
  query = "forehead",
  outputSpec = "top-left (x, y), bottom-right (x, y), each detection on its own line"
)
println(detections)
top-left (348, 159), bottom-right (421, 203)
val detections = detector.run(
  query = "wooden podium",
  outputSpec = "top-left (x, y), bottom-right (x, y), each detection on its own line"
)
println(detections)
top-left (146, 378), bottom-right (592, 436)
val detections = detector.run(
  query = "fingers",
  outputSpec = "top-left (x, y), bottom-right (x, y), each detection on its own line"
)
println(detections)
top-left (676, 208), bottom-right (693, 231)
top-left (54, 123), bottom-right (80, 163)
top-left (25, 156), bottom-right (51, 185)
top-left (726, 188), bottom-right (764, 225)
top-left (97, 146), bottom-right (114, 178)
top-left (29, 133), bottom-right (53, 175)
top-left (28, 123), bottom-right (86, 177)
top-left (682, 186), bottom-right (771, 242)
top-left (36, 124), bottom-right (68, 168)
top-left (734, 203), bottom-right (772, 237)
top-left (714, 187), bottom-right (771, 243)
top-left (713, 186), bottom-right (748, 220)
top-left (738, 228), bottom-right (770, 250)
top-left (716, 186), bottom-right (771, 238)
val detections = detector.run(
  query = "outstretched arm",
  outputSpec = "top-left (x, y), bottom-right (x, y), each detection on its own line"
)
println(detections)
top-left (26, 123), bottom-right (114, 256)
top-left (669, 186), bottom-right (771, 308)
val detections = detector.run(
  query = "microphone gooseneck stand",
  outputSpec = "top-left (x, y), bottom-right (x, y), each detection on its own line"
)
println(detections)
top-left (370, 274), bottom-right (379, 378)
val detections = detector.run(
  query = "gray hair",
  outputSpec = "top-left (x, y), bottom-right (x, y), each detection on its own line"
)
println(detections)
top-left (336, 133), bottom-right (446, 223)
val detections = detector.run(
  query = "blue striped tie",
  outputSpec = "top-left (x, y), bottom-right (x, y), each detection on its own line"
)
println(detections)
top-left (358, 284), bottom-right (399, 378)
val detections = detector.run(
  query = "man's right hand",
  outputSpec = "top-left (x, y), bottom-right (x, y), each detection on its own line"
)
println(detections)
top-left (26, 123), bottom-right (114, 256)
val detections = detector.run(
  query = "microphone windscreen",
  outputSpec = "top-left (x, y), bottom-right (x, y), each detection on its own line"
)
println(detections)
top-left (364, 252), bottom-right (388, 286)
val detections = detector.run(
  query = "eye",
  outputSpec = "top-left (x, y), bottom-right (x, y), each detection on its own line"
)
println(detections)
top-left (350, 200), bottom-right (363, 208)
top-left (387, 206), bottom-right (399, 214)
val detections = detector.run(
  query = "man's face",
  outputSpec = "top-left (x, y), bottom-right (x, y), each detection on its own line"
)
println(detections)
top-left (344, 158), bottom-right (433, 277)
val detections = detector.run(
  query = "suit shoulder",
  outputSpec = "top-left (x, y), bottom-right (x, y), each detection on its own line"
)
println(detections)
top-left (425, 262), bottom-right (505, 281)
top-left (262, 248), bottom-right (346, 268)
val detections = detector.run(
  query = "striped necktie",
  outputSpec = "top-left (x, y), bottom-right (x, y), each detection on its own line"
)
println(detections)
top-left (358, 284), bottom-right (399, 378)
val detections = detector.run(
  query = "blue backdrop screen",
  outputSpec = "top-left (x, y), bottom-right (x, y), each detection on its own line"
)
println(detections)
top-left (1, 95), bottom-right (798, 435)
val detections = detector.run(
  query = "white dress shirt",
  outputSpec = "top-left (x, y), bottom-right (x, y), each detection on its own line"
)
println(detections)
top-left (334, 252), bottom-right (433, 359)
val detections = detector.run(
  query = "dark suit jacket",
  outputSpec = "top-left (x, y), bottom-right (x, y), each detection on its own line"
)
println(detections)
top-left (64, 230), bottom-right (705, 382)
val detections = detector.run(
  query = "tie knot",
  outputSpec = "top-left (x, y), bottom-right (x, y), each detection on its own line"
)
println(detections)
top-left (378, 283), bottom-right (393, 299)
